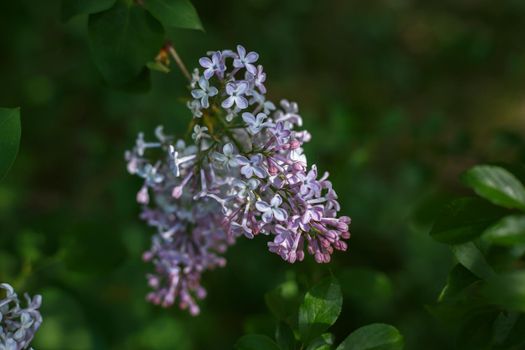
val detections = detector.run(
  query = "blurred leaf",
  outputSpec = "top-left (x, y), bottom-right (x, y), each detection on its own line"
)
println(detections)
top-left (430, 197), bottom-right (508, 244)
top-left (492, 311), bottom-right (519, 346)
top-left (451, 242), bottom-right (494, 279)
top-left (462, 165), bottom-right (525, 211)
top-left (298, 277), bottom-right (342, 344)
top-left (0, 107), bottom-right (21, 181)
top-left (335, 324), bottom-right (404, 350)
top-left (265, 279), bottom-right (299, 324)
top-left (483, 215), bottom-right (525, 245)
top-left (88, 2), bottom-right (164, 85)
top-left (275, 322), bottom-right (296, 350)
top-left (33, 288), bottom-right (97, 349)
top-left (146, 60), bottom-right (171, 73)
top-left (235, 334), bottom-right (280, 350)
top-left (338, 268), bottom-right (392, 313)
top-left (306, 333), bottom-right (334, 350)
top-left (143, 0), bottom-right (203, 30)
top-left (61, 0), bottom-right (116, 21)
top-left (438, 264), bottom-right (480, 303)
top-left (483, 271), bottom-right (525, 312)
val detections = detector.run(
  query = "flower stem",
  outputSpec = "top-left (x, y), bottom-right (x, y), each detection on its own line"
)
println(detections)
top-left (167, 43), bottom-right (191, 82)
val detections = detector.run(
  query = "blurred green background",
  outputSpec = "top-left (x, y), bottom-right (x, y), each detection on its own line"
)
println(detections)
top-left (2, 0), bottom-right (525, 349)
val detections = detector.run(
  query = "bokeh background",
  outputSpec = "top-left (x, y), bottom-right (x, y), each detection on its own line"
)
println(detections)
top-left (2, 0), bottom-right (525, 349)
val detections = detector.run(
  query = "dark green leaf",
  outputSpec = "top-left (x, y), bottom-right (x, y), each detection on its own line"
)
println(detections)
top-left (234, 335), bottom-right (280, 350)
top-left (462, 165), bottom-right (525, 211)
top-left (275, 322), bottom-right (296, 350)
top-left (306, 333), bottom-right (334, 350)
top-left (483, 215), bottom-right (525, 245)
top-left (298, 277), bottom-right (342, 344)
top-left (265, 280), bottom-right (299, 324)
top-left (143, 0), bottom-right (203, 30)
top-left (483, 271), bottom-right (525, 312)
top-left (437, 264), bottom-right (480, 303)
top-left (336, 324), bottom-right (404, 350)
top-left (451, 242), bottom-right (494, 280)
top-left (88, 2), bottom-right (164, 85)
top-left (430, 197), bottom-right (508, 244)
top-left (0, 107), bottom-right (21, 181)
top-left (61, 0), bottom-right (116, 21)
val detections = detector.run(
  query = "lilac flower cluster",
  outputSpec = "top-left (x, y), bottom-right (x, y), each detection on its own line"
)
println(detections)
top-left (126, 45), bottom-right (351, 314)
top-left (0, 284), bottom-right (42, 350)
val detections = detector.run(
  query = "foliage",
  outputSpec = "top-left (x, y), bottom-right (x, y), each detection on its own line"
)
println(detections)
top-left (2, 0), bottom-right (525, 349)
top-left (430, 164), bottom-right (525, 349)
top-left (238, 277), bottom-right (404, 350)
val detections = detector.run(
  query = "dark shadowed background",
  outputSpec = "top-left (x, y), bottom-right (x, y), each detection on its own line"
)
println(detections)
top-left (1, 0), bottom-right (525, 349)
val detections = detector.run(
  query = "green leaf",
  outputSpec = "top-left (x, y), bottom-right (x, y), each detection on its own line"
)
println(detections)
top-left (275, 322), bottom-right (296, 350)
top-left (298, 277), bottom-right (342, 344)
top-left (430, 197), bottom-right (508, 244)
top-left (306, 333), bottom-right (334, 350)
top-left (483, 271), bottom-right (525, 312)
top-left (336, 324), bottom-right (404, 350)
top-left (234, 335), bottom-right (280, 350)
top-left (483, 215), bottom-right (525, 246)
top-left (88, 2), bottom-right (164, 85)
top-left (143, 0), bottom-right (203, 30)
top-left (451, 242), bottom-right (494, 280)
top-left (265, 279), bottom-right (299, 324)
top-left (61, 0), bottom-right (116, 21)
top-left (462, 165), bottom-right (525, 211)
top-left (437, 264), bottom-right (480, 303)
top-left (0, 107), bottom-right (21, 181)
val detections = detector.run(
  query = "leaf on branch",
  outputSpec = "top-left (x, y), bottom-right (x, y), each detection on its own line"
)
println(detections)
top-left (462, 165), bottom-right (525, 211)
top-left (430, 197), bottom-right (508, 244)
top-left (61, 0), bottom-right (116, 21)
top-left (298, 277), bottom-right (342, 344)
top-left (88, 2), bottom-right (164, 85)
top-left (335, 323), bottom-right (404, 350)
top-left (143, 0), bottom-right (203, 31)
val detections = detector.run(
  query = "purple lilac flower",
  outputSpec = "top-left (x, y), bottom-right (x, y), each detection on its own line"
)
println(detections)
top-left (236, 154), bottom-right (267, 178)
top-left (256, 194), bottom-right (288, 222)
top-left (233, 45), bottom-right (259, 74)
top-left (199, 51), bottom-right (226, 80)
top-left (222, 82), bottom-right (249, 109)
top-left (191, 77), bottom-right (218, 109)
top-left (0, 284), bottom-right (42, 350)
top-left (125, 45), bottom-right (351, 315)
top-left (242, 112), bottom-right (273, 135)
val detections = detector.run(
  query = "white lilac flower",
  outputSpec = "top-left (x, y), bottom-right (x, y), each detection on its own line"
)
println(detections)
top-left (233, 45), bottom-right (259, 74)
top-left (187, 100), bottom-right (203, 118)
top-left (191, 125), bottom-right (209, 142)
top-left (0, 284), bottom-right (42, 350)
top-left (125, 45), bottom-right (351, 315)
top-left (222, 82), bottom-right (249, 109)
top-left (191, 77), bottom-right (218, 108)
top-left (212, 143), bottom-right (239, 169)
top-left (242, 112), bottom-right (274, 135)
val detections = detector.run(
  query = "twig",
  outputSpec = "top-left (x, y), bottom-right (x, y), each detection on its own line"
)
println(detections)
top-left (167, 44), bottom-right (191, 82)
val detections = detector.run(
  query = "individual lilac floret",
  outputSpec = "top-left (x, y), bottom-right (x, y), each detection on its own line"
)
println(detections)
top-left (199, 51), bottom-right (226, 80)
top-left (233, 45), bottom-right (259, 74)
top-left (126, 45), bottom-right (351, 315)
top-left (0, 284), bottom-right (42, 350)
top-left (191, 77), bottom-right (218, 109)
top-left (242, 112), bottom-right (273, 135)
top-left (222, 82), bottom-right (249, 109)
